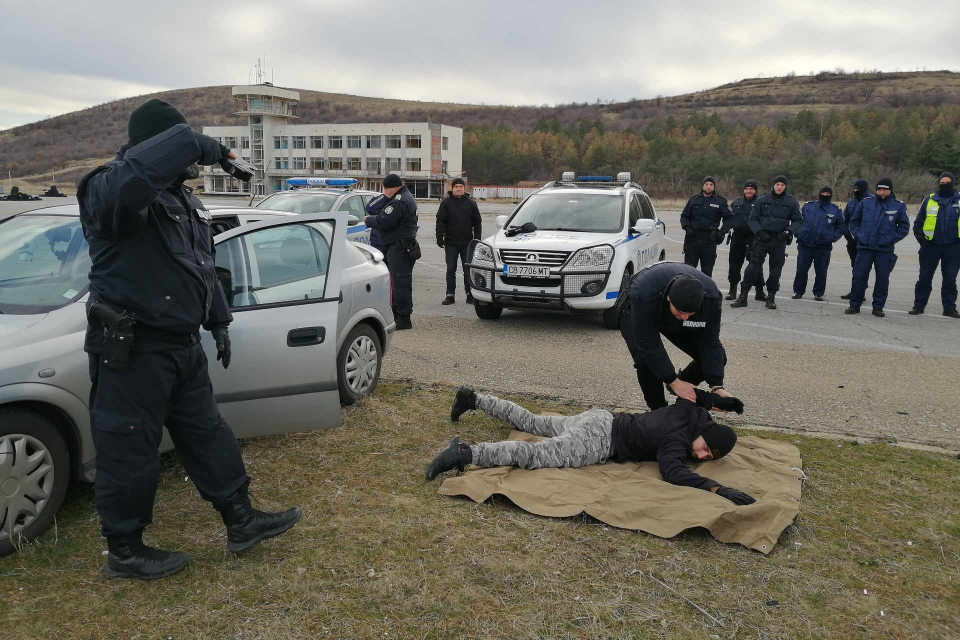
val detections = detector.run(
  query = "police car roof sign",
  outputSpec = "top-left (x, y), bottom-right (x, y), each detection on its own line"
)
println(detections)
top-left (286, 177), bottom-right (358, 188)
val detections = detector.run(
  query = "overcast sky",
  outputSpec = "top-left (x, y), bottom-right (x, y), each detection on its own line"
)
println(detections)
top-left (2, 0), bottom-right (958, 130)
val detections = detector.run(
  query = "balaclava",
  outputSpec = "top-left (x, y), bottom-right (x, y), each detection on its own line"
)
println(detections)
top-left (938, 172), bottom-right (956, 198)
top-left (853, 178), bottom-right (869, 201)
top-left (818, 185), bottom-right (833, 204)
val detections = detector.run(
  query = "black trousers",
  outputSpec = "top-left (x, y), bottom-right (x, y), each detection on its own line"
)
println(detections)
top-left (444, 243), bottom-right (471, 295)
top-left (742, 235), bottom-right (788, 294)
top-left (618, 311), bottom-right (717, 410)
top-left (728, 232), bottom-right (766, 288)
top-left (793, 244), bottom-right (832, 296)
top-left (844, 238), bottom-right (858, 293)
top-left (386, 243), bottom-right (414, 319)
top-left (88, 344), bottom-right (248, 538)
top-left (683, 233), bottom-right (718, 277)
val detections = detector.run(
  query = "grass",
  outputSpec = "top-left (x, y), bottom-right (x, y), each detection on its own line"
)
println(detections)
top-left (1, 383), bottom-right (958, 639)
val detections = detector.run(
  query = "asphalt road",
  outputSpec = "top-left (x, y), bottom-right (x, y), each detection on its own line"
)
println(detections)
top-left (4, 196), bottom-right (957, 450)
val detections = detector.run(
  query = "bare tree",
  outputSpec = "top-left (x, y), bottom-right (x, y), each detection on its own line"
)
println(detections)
top-left (858, 84), bottom-right (877, 103)
top-left (816, 156), bottom-right (852, 191)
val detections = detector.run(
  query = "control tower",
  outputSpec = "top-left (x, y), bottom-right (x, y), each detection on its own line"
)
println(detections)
top-left (231, 84), bottom-right (300, 195)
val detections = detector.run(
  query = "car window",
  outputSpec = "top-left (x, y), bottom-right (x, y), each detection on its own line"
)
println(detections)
top-left (508, 193), bottom-right (624, 233)
top-left (215, 222), bottom-right (334, 309)
top-left (629, 195), bottom-right (642, 227)
top-left (339, 195), bottom-right (365, 217)
top-left (639, 194), bottom-right (657, 220)
top-left (256, 193), bottom-right (338, 214)
top-left (0, 215), bottom-right (90, 314)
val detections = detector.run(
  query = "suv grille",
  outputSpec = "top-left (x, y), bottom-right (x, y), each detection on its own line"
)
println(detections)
top-left (499, 249), bottom-right (570, 267)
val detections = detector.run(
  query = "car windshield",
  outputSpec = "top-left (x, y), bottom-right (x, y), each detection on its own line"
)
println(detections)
top-left (256, 193), bottom-right (338, 214)
top-left (0, 215), bottom-right (91, 314)
top-left (508, 193), bottom-right (624, 233)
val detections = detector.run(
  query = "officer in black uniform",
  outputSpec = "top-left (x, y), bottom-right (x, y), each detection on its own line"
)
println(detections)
top-left (725, 179), bottom-right (767, 301)
top-left (364, 174), bottom-right (419, 330)
top-left (618, 262), bottom-right (733, 410)
top-left (78, 100), bottom-right (301, 580)
top-left (679, 176), bottom-right (732, 277)
top-left (731, 175), bottom-right (802, 310)
top-left (841, 179), bottom-right (870, 300)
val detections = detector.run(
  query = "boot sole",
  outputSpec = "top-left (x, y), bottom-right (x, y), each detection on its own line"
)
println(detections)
top-left (228, 510), bottom-right (302, 555)
top-left (103, 558), bottom-right (189, 580)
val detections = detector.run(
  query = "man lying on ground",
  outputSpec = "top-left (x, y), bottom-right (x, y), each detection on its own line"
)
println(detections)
top-left (426, 388), bottom-right (756, 505)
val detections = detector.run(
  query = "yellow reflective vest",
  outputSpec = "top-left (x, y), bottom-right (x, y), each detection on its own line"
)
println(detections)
top-left (922, 193), bottom-right (960, 240)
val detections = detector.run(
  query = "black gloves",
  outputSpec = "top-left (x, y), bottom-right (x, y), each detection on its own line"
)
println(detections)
top-left (713, 229), bottom-right (726, 245)
top-left (437, 237), bottom-right (445, 248)
top-left (195, 132), bottom-right (230, 166)
top-left (777, 230), bottom-right (793, 243)
top-left (363, 215), bottom-right (377, 228)
top-left (716, 486), bottom-right (756, 505)
top-left (711, 395), bottom-right (744, 414)
top-left (915, 233), bottom-right (929, 245)
top-left (211, 326), bottom-right (231, 369)
top-left (505, 222), bottom-right (537, 237)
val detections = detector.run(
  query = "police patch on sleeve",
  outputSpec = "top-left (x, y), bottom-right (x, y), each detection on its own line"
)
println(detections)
top-left (384, 206), bottom-right (394, 215)
top-left (196, 209), bottom-right (212, 224)
top-left (394, 194), bottom-right (402, 200)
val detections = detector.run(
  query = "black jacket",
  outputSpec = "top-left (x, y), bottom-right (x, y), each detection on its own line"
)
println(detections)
top-left (436, 192), bottom-right (482, 245)
top-left (77, 124), bottom-right (232, 351)
top-left (625, 262), bottom-right (725, 386)
top-left (364, 185), bottom-right (418, 246)
top-left (680, 192), bottom-right (732, 232)
top-left (748, 190), bottom-right (803, 235)
top-left (611, 394), bottom-right (722, 490)
top-left (727, 195), bottom-right (758, 234)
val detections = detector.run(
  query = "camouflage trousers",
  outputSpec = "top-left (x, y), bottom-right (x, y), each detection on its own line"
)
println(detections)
top-left (470, 394), bottom-right (615, 470)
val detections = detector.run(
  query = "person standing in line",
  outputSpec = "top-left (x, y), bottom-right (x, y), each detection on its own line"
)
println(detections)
top-left (845, 178), bottom-right (910, 317)
top-left (679, 176), bottom-right (732, 278)
top-left (909, 172), bottom-right (960, 318)
top-left (725, 179), bottom-right (767, 301)
top-left (436, 177), bottom-right (483, 305)
top-left (792, 186), bottom-right (845, 301)
top-left (730, 175), bottom-right (802, 310)
top-left (841, 179), bottom-right (870, 300)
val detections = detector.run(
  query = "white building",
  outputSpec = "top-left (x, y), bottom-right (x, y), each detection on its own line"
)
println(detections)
top-left (202, 84), bottom-right (463, 198)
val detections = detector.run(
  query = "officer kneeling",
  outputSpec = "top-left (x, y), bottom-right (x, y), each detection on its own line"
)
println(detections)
top-left (79, 100), bottom-right (301, 580)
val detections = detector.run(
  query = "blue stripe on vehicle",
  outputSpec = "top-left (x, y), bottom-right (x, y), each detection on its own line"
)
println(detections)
top-left (613, 234), bottom-right (637, 246)
top-left (347, 224), bottom-right (367, 234)
top-left (503, 265), bottom-right (508, 275)
top-left (605, 291), bottom-right (619, 299)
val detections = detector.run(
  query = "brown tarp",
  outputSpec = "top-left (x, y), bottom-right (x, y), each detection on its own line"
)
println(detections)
top-left (439, 432), bottom-right (803, 554)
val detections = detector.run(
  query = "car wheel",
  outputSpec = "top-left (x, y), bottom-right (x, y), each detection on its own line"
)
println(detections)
top-left (337, 324), bottom-right (382, 405)
top-left (0, 407), bottom-right (70, 557)
top-left (474, 300), bottom-right (503, 320)
top-left (602, 267), bottom-right (632, 329)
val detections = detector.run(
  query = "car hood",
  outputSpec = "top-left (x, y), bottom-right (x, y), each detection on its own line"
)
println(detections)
top-left (0, 313), bottom-right (46, 340)
top-left (492, 229), bottom-right (622, 251)
top-left (0, 304), bottom-right (86, 366)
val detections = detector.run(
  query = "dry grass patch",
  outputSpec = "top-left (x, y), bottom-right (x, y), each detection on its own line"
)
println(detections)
top-left (1, 383), bottom-right (958, 639)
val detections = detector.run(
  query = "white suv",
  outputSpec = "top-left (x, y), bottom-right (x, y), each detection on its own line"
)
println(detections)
top-left (467, 173), bottom-right (666, 328)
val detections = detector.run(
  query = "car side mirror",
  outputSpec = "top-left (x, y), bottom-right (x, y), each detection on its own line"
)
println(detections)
top-left (496, 215), bottom-right (508, 228)
top-left (346, 214), bottom-right (361, 226)
top-left (632, 219), bottom-right (656, 234)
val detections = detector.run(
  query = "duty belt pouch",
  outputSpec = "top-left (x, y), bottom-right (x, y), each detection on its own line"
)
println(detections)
top-left (87, 300), bottom-right (136, 370)
top-left (402, 238), bottom-right (422, 264)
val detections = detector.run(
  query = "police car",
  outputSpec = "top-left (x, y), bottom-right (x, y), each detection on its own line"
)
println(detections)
top-left (252, 178), bottom-right (375, 245)
top-left (467, 172), bottom-right (666, 328)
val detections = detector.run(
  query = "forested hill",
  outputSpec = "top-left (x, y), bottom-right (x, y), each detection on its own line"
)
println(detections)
top-left (3, 70), bottom-right (960, 199)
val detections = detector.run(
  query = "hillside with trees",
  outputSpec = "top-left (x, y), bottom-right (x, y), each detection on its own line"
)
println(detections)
top-left (3, 70), bottom-right (960, 199)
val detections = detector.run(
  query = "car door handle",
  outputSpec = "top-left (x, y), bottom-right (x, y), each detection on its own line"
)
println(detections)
top-left (287, 327), bottom-right (325, 347)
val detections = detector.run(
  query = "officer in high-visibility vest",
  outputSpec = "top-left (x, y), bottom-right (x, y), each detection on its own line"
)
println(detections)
top-left (909, 172), bottom-right (960, 318)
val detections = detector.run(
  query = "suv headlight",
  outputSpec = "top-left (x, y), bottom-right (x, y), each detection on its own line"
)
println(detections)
top-left (472, 241), bottom-right (495, 266)
top-left (563, 244), bottom-right (614, 272)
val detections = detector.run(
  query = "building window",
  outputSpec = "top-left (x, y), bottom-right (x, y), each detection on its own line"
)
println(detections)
top-left (328, 136), bottom-right (343, 149)
top-left (213, 177), bottom-right (224, 192)
top-left (347, 135), bottom-right (361, 149)
top-left (312, 158), bottom-right (325, 170)
top-left (442, 136), bottom-right (449, 151)
top-left (406, 157), bottom-right (422, 171)
top-left (442, 160), bottom-right (448, 174)
top-left (366, 135), bottom-right (382, 149)
top-left (224, 137), bottom-right (237, 148)
top-left (366, 158), bottom-right (382, 173)
top-left (292, 136), bottom-right (306, 149)
top-left (275, 159), bottom-right (282, 169)
top-left (310, 136), bottom-right (324, 149)
top-left (386, 157), bottom-right (402, 172)
top-left (347, 157), bottom-right (362, 171)
top-left (273, 136), bottom-right (282, 150)
top-left (386, 135), bottom-right (401, 149)
top-left (282, 137), bottom-right (289, 150)
top-left (272, 179), bottom-right (283, 192)
top-left (405, 135), bottom-right (421, 149)
top-left (328, 157), bottom-right (343, 170)
top-left (241, 137), bottom-right (250, 149)
top-left (294, 157), bottom-right (306, 170)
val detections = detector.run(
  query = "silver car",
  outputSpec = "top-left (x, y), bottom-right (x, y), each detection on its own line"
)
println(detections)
top-left (253, 188), bottom-right (380, 245)
top-left (0, 205), bottom-right (393, 556)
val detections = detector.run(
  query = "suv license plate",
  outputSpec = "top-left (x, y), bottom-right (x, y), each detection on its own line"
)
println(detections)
top-left (505, 265), bottom-right (551, 278)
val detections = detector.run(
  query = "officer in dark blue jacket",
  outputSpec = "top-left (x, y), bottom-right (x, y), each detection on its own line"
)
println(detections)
top-left (909, 172), bottom-right (960, 318)
top-left (364, 173), bottom-right (419, 329)
top-left (792, 186), bottom-right (845, 301)
top-left (724, 180), bottom-right (767, 301)
top-left (841, 179), bottom-right (870, 299)
top-left (731, 175), bottom-right (802, 310)
top-left (78, 100), bottom-right (301, 580)
top-left (845, 178), bottom-right (910, 317)
top-left (679, 176), bottom-right (732, 278)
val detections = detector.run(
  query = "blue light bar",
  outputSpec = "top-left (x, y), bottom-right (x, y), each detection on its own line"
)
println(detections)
top-left (576, 176), bottom-right (613, 182)
top-left (286, 177), bottom-right (358, 188)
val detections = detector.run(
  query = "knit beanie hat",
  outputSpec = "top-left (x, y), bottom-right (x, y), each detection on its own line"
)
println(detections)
top-left (702, 176), bottom-right (716, 186)
top-left (939, 171), bottom-right (956, 184)
top-left (876, 177), bottom-right (893, 191)
top-left (383, 174), bottom-right (404, 188)
top-left (743, 179), bottom-right (758, 190)
top-left (451, 177), bottom-right (466, 187)
top-left (702, 423), bottom-right (737, 459)
top-left (773, 175), bottom-right (788, 186)
top-left (128, 99), bottom-right (188, 146)
top-left (667, 276), bottom-right (704, 313)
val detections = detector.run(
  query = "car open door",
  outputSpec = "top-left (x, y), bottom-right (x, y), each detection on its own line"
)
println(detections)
top-left (204, 211), bottom-right (348, 438)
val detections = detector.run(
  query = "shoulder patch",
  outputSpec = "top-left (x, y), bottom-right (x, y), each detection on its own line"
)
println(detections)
top-left (394, 194), bottom-right (402, 200)
top-left (384, 205), bottom-right (394, 215)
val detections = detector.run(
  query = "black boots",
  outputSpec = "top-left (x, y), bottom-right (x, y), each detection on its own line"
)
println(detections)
top-left (791, 293), bottom-right (803, 299)
top-left (845, 306), bottom-right (860, 314)
top-left (872, 308), bottom-right (885, 318)
top-left (754, 287), bottom-right (768, 302)
top-left (396, 316), bottom-right (412, 330)
top-left (944, 309), bottom-right (960, 318)
top-left (841, 293), bottom-right (853, 300)
top-left (730, 286), bottom-right (749, 308)
top-left (442, 295), bottom-right (455, 305)
top-left (103, 531), bottom-right (189, 580)
top-left (426, 436), bottom-right (473, 481)
top-left (908, 307), bottom-right (923, 315)
top-left (217, 485), bottom-right (302, 555)
top-left (725, 284), bottom-right (738, 300)
top-left (765, 293), bottom-right (777, 310)
top-left (450, 386), bottom-right (477, 422)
